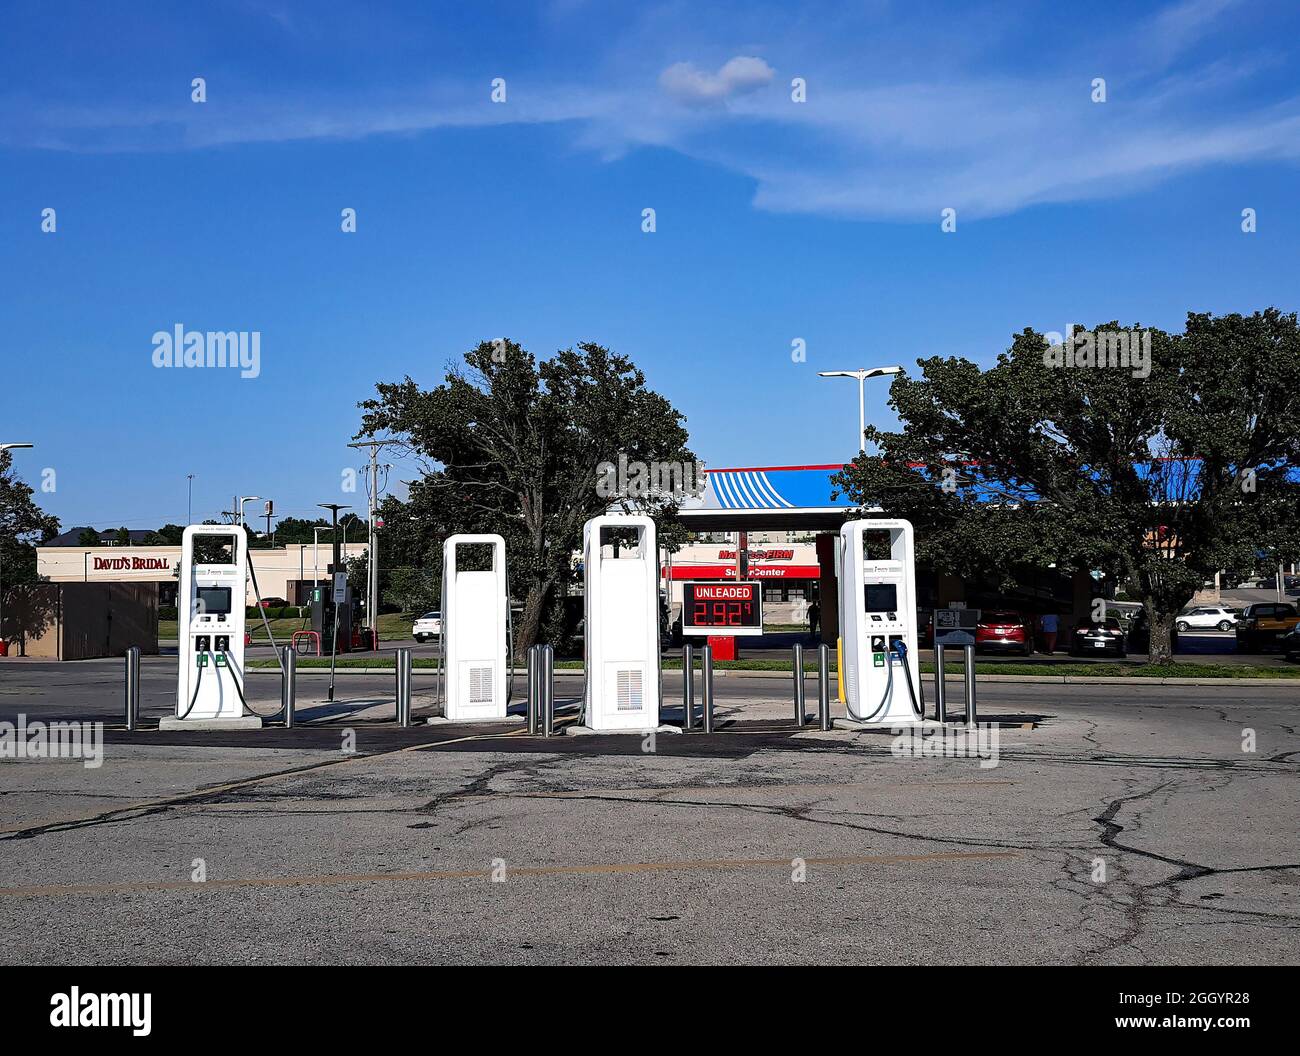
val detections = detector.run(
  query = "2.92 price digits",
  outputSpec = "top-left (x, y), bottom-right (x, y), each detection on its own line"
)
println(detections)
top-left (692, 601), bottom-right (754, 627)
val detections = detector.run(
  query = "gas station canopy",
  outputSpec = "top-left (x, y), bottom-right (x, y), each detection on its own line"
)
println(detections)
top-left (676, 464), bottom-right (863, 532)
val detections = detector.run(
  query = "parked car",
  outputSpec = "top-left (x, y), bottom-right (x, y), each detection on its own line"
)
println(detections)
top-left (975, 609), bottom-right (1034, 656)
top-left (1175, 606), bottom-right (1238, 632)
top-left (1282, 625), bottom-right (1300, 662)
top-left (259, 597), bottom-right (288, 609)
top-left (1235, 602), bottom-right (1300, 653)
top-left (412, 611), bottom-right (442, 643)
top-left (1070, 617), bottom-right (1127, 657)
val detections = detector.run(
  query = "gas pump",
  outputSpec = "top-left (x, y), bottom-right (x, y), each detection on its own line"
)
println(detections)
top-left (582, 514), bottom-right (661, 731)
top-left (839, 518), bottom-right (924, 725)
top-left (441, 534), bottom-right (509, 722)
top-left (310, 567), bottom-right (353, 654)
top-left (163, 525), bottom-right (261, 729)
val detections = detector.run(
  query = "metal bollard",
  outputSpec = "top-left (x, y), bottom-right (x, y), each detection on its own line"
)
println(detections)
top-left (934, 644), bottom-right (947, 723)
top-left (124, 646), bottom-right (140, 730)
top-left (682, 644), bottom-right (695, 732)
top-left (281, 645), bottom-right (296, 728)
top-left (395, 647), bottom-right (412, 727)
top-left (701, 645), bottom-right (714, 733)
top-left (817, 643), bottom-right (832, 731)
top-left (542, 645), bottom-right (554, 737)
top-left (526, 645), bottom-right (540, 734)
top-left (792, 643), bottom-right (806, 726)
top-left (963, 643), bottom-right (978, 726)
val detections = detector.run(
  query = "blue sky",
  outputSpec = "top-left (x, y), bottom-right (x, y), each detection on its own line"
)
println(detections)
top-left (2, 0), bottom-right (1299, 532)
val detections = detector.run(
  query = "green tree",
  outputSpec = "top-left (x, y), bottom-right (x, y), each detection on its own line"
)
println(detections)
top-left (386, 566), bottom-right (440, 615)
top-left (143, 524), bottom-right (185, 546)
top-left (357, 339), bottom-right (696, 653)
top-left (0, 449), bottom-right (60, 588)
top-left (77, 528), bottom-right (101, 547)
top-left (833, 310), bottom-right (1300, 663)
top-left (271, 516), bottom-right (330, 546)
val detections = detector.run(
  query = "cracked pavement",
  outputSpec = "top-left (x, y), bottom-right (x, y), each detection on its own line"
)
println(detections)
top-left (0, 665), bottom-right (1296, 965)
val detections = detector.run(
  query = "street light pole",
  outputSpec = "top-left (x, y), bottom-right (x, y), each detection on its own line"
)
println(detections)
top-left (817, 366), bottom-right (904, 452)
top-left (318, 504), bottom-right (351, 580)
top-left (238, 495), bottom-right (261, 528)
top-left (187, 474), bottom-right (194, 525)
top-left (312, 526), bottom-right (332, 594)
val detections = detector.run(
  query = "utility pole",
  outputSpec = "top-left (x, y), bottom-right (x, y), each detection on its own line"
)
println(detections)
top-left (348, 440), bottom-right (395, 652)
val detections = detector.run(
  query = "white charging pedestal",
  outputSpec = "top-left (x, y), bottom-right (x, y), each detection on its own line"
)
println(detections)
top-left (580, 514), bottom-right (662, 732)
top-left (163, 524), bottom-right (261, 730)
top-left (439, 533), bottom-right (510, 722)
top-left (839, 518), bottom-right (923, 726)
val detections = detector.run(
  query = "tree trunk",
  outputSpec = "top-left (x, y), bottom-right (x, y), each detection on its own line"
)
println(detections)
top-left (515, 582), bottom-right (546, 659)
top-left (1147, 607), bottom-right (1175, 665)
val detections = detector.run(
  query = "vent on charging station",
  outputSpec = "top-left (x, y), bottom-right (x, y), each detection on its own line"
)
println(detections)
top-left (615, 668), bottom-right (643, 711)
top-left (468, 665), bottom-right (494, 704)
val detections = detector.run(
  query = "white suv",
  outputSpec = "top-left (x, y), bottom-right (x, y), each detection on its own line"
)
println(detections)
top-left (1175, 606), bottom-right (1237, 632)
top-left (412, 612), bottom-right (442, 642)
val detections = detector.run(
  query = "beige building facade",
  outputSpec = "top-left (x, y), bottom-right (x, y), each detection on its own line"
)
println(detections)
top-left (36, 542), bottom-right (370, 606)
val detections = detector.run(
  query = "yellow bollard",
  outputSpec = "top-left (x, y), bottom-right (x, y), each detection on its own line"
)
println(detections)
top-left (836, 636), bottom-right (845, 704)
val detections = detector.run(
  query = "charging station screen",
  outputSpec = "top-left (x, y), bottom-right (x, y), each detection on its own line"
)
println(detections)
top-left (864, 583), bottom-right (898, 612)
top-left (196, 587), bottom-right (233, 616)
top-left (682, 581), bottom-right (762, 635)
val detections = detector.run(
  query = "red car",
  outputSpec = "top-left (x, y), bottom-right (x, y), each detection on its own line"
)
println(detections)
top-left (975, 609), bottom-right (1034, 656)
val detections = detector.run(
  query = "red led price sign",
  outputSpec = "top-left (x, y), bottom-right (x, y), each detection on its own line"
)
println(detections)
top-left (681, 581), bottom-right (764, 637)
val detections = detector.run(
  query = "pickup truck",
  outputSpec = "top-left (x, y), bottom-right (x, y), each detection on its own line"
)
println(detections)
top-left (1235, 602), bottom-right (1300, 652)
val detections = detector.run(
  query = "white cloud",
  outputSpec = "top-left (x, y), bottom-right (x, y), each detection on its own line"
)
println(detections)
top-left (658, 56), bottom-right (774, 106)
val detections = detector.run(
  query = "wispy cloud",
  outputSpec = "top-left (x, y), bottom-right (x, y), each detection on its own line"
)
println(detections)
top-left (4, 0), bottom-right (1297, 222)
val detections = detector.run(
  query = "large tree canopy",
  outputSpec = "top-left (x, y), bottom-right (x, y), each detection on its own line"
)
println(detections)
top-left (357, 340), bottom-right (696, 652)
top-left (833, 309), bottom-right (1300, 662)
top-left (0, 449), bottom-right (60, 589)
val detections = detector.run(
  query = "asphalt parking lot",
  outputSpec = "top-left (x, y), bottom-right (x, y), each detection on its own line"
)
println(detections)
top-left (0, 657), bottom-right (1296, 965)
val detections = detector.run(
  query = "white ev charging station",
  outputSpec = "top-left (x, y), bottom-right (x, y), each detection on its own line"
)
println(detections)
top-left (839, 518), bottom-right (925, 725)
top-left (440, 533), bottom-right (510, 722)
top-left (582, 514), bottom-right (661, 731)
top-left (166, 524), bottom-right (260, 729)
